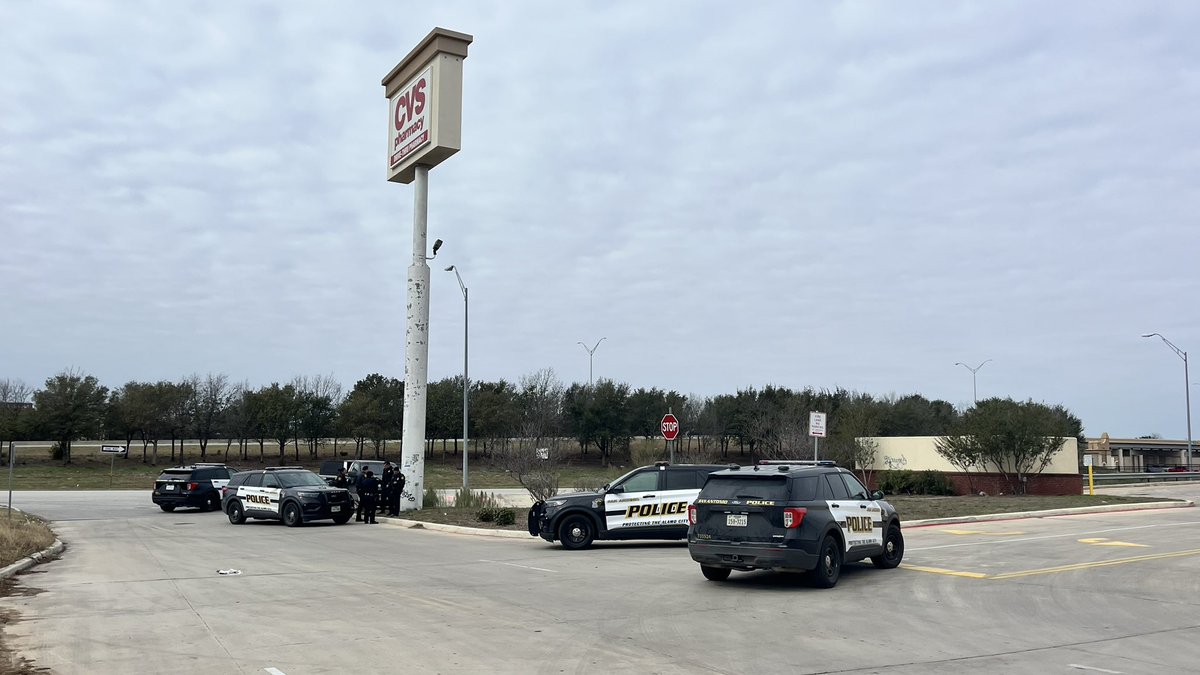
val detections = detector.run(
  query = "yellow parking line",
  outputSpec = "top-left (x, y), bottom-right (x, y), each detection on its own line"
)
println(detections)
top-left (990, 547), bottom-right (1200, 580)
top-left (901, 564), bottom-right (989, 579)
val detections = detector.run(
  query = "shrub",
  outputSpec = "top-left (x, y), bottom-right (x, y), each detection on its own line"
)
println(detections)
top-left (494, 508), bottom-right (516, 526)
top-left (876, 470), bottom-right (956, 496)
top-left (476, 506), bottom-right (496, 522)
top-left (475, 505), bottom-right (515, 524)
top-left (456, 489), bottom-right (499, 510)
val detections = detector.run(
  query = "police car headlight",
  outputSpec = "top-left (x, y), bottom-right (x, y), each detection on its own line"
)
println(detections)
top-left (297, 491), bottom-right (323, 499)
top-left (545, 499), bottom-right (565, 508)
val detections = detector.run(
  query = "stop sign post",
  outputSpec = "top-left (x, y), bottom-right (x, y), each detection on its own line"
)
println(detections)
top-left (661, 413), bottom-right (680, 464)
top-left (661, 413), bottom-right (680, 441)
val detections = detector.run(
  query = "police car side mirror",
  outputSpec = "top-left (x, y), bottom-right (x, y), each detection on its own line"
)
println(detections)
top-left (871, 490), bottom-right (885, 500)
top-left (608, 485), bottom-right (624, 494)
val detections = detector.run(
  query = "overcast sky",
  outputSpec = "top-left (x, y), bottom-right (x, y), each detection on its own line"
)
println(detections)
top-left (3, 1), bottom-right (1198, 440)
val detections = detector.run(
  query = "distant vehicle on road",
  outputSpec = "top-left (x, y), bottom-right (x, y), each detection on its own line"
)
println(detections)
top-left (1166, 466), bottom-right (1191, 473)
top-left (151, 463), bottom-right (239, 512)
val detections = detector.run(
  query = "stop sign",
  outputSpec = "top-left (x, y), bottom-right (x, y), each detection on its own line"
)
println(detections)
top-left (660, 413), bottom-right (680, 441)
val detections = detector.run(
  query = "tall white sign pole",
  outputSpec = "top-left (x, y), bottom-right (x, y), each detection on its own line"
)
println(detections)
top-left (402, 165), bottom-right (432, 509)
top-left (383, 28), bottom-right (472, 511)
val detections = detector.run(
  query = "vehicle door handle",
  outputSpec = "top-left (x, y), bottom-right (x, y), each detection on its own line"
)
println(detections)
top-left (860, 504), bottom-right (868, 509)
top-left (642, 495), bottom-right (656, 498)
top-left (831, 503), bottom-right (840, 508)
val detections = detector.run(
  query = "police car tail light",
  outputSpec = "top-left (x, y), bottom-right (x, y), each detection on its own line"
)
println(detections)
top-left (186, 482), bottom-right (199, 492)
top-left (783, 507), bottom-right (807, 528)
top-left (687, 505), bottom-right (697, 526)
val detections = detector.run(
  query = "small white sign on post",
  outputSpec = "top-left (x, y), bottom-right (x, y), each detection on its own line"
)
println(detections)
top-left (1083, 455), bottom-right (1094, 467)
top-left (100, 445), bottom-right (127, 455)
top-left (809, 412), bottom-right (827, 438)
top-left (536, 448), bottom-right (549, 460)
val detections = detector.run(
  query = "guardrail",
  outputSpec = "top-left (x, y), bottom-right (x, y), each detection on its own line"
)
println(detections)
top-left (1084, 471), bottom-right (1200, 485)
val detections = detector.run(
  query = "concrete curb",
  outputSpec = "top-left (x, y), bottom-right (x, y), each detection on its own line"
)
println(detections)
top-left (0, 539), bottom-right (64, 579)
top-left (377, 500), bottom-right (1195, 539)
top-left (905, 500), bottom-right (1194, 528)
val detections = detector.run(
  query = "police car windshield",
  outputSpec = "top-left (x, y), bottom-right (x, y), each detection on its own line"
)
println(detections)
top-left (701, 475), bottom-right (792, 501)
top-left (276, 472), bottom-right (326, 488)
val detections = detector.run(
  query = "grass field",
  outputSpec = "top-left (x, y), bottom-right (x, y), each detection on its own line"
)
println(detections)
top-left (0, 509), bottom-right (55, 568)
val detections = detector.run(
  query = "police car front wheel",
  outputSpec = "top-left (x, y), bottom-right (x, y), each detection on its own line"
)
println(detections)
top-left (871, 524), bottom-right (904, 569)
top-left (282, 502), bottom-right (304, 527)
top-left (557, 515), bottom-right (595, 550)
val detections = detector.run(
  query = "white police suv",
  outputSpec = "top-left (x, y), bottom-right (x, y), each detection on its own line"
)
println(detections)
top-left (221, 467), bottom-right (355, 527)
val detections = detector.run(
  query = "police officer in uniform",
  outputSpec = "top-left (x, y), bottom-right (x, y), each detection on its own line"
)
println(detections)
top-left (359, 470), bottom-right (380, 524)
top-left (381, 465), bottom-right (395, 516)
top-left (333, 468), bottom-right (349, 489)
top-left (390, 470), bottom-right (406, 515)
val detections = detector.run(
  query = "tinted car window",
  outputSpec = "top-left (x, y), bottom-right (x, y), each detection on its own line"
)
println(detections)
top-left (157, 470), bottom-right (190, 481)
top-left (825, 474), bottom-right (851, 500)
top-left (701, 475), bottom-right (789, 501)
top-left (191, 469), bottom-right (213, 480)
top-left (243, 473), bottom-right (263, 488)
top-left (664, 470), bottom-right (704, 491)
top-left (228, 473), bottom-right (249, 487)
top-left (262, 474), bottom-right (281, 489)
top-left (841, 474), bottom-right (870, 500)
top-left (617, 471), bottom-right (659, 493)
top-left (788, 475), bottom-right (820, 501)
top-left (277, 472), bottom-right (326, 488)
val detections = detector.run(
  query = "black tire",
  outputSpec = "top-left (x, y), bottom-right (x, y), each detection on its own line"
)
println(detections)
top-left (333, 512), bottom-right (352, 525)
top-left (871, 524), bottom-right (905, 569)
top-left (203, 493), bottom-right (220, 512)
top-left (283, 502), bottom-right (303, 527)
top-left (701, 565), bottom-right (731, 582)
top-left (227, 501), bottom-right (245, 525)
top-left (159, 504), bottom-right (176, 513)
top-left (557, 514), bottom-right (595, 550)
top-left (809, 534), bottom-right (843, 589)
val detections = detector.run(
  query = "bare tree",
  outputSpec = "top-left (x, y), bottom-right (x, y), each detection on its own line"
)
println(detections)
top-left (187, 373), bottom-right (229, 459)
top-left (0, 379), bottom-right (34, 462)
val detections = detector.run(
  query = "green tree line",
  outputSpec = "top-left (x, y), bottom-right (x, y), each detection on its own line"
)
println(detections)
top-left (0, 369), bottom-right (1082, 470)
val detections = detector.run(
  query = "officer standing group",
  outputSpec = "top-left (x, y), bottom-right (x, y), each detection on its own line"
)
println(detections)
top-left (381, 463), bottom-right (406, 516)
top-left (356, 469), bottom-right (380, 524)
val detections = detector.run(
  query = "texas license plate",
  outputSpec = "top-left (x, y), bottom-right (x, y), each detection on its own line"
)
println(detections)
top-left (331, 506), bottom-right (341, 512)
top-left (165, 485), bottom-right (175, 491)
top-left (727, 514), bottom-right (747, 527)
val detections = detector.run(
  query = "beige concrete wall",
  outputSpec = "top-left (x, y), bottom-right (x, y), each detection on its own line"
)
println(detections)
top-left (858, 436), bottom-right (1079, 474)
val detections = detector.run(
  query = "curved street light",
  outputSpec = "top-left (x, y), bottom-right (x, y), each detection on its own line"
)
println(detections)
top-left (578, 338), bottom-right (606, 387)
top-left (445, 265), bottom-right (468, 490)
top-left (954, 359), bottom-right (993, 404)
top-left (1142, 333), bottom-right (1192, 465)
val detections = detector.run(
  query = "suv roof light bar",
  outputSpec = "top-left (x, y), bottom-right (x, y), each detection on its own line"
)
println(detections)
top-left (265, 466), bottom-right (305, 471)
top-left (756, 460), bottom-right (837, 467)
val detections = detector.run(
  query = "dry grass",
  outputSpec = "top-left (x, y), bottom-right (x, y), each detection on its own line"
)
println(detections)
top-left (0, 510), bottom-right (55, 569)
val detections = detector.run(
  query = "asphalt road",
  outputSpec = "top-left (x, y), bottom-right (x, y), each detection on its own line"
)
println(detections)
top-left (3, 486), bottom-right (1200, 674)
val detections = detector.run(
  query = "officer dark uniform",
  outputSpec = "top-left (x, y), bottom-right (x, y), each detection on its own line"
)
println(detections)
top-left (333, 469), bottom-right (349, 489)
top-left (390, 471), bottom-right (406, 515)
top-left (359, 470), bottom-right (380, 524)
top-left (354, 470), bottom-right (368, 522)
top-left (381, 466), bottom-right (395, 516)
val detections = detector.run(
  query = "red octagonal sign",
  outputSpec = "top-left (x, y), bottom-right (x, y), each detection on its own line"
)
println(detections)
top-left (660, 413), bottom-right (680, 441)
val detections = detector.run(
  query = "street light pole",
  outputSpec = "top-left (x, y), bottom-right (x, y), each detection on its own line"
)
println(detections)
top-left (1142, 333), bottom-right (1193, 468)
top-left (578, 337), bottom-right (606, 386)
top-left (954, 359), bottom-right (992, 404)
top-left (446, 265), bottom-right (469, 491)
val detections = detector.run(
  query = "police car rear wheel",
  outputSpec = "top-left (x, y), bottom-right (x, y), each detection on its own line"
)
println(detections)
top-left (558, 515), bottom-right (594, 550)
top-left (809, 534), bottom-right (842, 588)
top-left (159, 504), bottom-right (175, 513)
top-left (871, 524), bottom-right (904, 569)
top-left (283, 502), bottom-right (303, 527)
top-left (700, 565), bottom-right (731, 581)
top-left (203, 494), bottom-right (220, 512)
top-left (227, 501), bottom-right (246, 524)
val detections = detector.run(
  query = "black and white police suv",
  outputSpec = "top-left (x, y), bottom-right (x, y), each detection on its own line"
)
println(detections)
top-left (151, 463), bottom-right (238, 512)
top-left (221, 467), bottom-right (354, 527)
top-left (528, 462), bottom-right (732, 550)
top-left (687, 461), bottom-right (904, 588)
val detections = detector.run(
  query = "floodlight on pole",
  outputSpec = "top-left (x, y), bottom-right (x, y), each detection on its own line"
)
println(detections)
top-left (578, 337), bottom-right (606, 386)
top-left (954, 359), bottom-right (992, 404)
top-left (1142, 333), bottom-right (1193, 466)
top-left (445, 265), bottom-right (469, 491)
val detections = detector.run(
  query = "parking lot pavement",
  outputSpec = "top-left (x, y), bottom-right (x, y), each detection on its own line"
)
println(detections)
top-left (3, 490), bottom-right (1200, 674)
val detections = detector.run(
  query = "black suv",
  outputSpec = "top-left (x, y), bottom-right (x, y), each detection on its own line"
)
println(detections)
top-left (221, 467), bottom-right (354, 526)
top-left (687, 461), bottom-right (903, 588)
top-left (528, 462), bottom-right (733, 549)
top-left (151, 463), bottom-right (239, 512)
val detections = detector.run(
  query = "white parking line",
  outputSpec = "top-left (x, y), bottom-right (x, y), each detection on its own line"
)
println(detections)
top-left (264, 668), bottom-right (288, 675)
top-left (1068, 664), bottom-right (1122, 674)
top-left (479, 559), bottom-right (556, 573)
